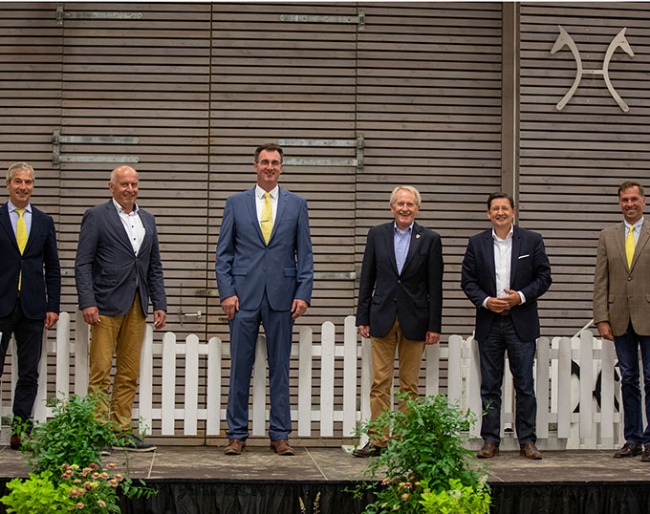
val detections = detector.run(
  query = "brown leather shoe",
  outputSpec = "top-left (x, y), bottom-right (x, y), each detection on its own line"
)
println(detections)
top-left (352, 442), bottom-right (385, 458)
top-left (520, 443), bottom-right (542, 460)
top-left (477, 442), bottom-right (499, 459)
top-left (614, 442), bottom-right (642, 458)
top-left (224, 439), bottom-right (246, 455)
top-left (9, 434), bottom-right (21, 451)
top-left (270, 439), bottom-right (295, 456)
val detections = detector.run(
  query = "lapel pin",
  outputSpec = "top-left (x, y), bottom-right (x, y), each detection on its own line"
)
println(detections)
top-left (416, 234), bottom-right (420, 239)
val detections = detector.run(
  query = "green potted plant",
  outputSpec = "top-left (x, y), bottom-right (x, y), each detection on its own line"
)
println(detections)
top-left (354, 394), bottom-right (491, 514)
top-left (1, 394), bottom-right (155, 513)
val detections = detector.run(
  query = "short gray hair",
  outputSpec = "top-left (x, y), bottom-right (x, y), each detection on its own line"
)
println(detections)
top-left (7, 162), bottom-right (34, 182)
top-left (390, 185), bottom-right (421, 207)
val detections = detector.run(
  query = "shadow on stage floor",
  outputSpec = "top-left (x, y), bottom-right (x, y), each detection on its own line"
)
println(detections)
top-left (1, 441), bottom-right (649, 514)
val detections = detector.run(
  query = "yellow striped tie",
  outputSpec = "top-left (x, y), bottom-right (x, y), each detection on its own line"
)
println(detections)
top-left (625, 224), bottom-right (635, 269)
top-left (16, 209), bottom-right (27, 290)
top-left (261, 192), bottom-right (273, 244)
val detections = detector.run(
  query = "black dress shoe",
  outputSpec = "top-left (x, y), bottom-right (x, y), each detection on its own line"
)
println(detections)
top-left (614, 442), bottom-right (642, 458)
top-left (642, 446), bottom-right (650, 462)
top-left (352, 442), bottom-right (385, 458)
top-left (477, 442), bottom-right (499, 459)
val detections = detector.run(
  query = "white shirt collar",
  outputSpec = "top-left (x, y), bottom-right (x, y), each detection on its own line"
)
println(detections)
top-left (256, 185), bottom-right (279, 199)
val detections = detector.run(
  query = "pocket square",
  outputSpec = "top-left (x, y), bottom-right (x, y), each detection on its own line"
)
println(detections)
top-left (518, 254), bottom-right (530, 259)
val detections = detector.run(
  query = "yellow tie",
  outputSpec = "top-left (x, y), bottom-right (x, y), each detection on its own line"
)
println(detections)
top-left (16, 209), bottom-right (27, 290)
top-left (261, 192), bottom-right (273, 244)
top-left (626, 224), bottom-right (635, 269)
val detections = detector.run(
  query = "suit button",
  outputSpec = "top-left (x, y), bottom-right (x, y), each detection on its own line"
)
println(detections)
top-left (393, 298), bottom-right (397, 302)
top-left (628, 276), bottom-right (632, 281)
top-left (397, 280), bottom-right (401, 284)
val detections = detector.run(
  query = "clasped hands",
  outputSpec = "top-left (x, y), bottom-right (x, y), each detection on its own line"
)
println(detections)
top-left (486, 289), bottom-right (521, 313)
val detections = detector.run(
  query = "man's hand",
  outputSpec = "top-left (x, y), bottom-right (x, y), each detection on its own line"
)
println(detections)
top-left (502, 289), bottom-right (522, 308)
top-left (221, 295), bottom-right (239, 320)
top-left (357, 325), bottom-right (370, 339)
top-left (425, 331), bottom-right (440, 345)
top-left (291, 299), bottom-right (308, 320)
top-left (44, 312), bottom-right (59, 330)
top-left (153, 310), bottom-right (166, 329)
top-left (485, 296), bottom-right (510, 314)
top-left (82, 306), bottom-right (101, 325)
top-left (597, 321), bottom-right (614, 342)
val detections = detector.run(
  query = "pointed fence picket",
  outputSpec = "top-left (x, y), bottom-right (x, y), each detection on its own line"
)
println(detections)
top-left (1, 312), bottom-right (624, 449)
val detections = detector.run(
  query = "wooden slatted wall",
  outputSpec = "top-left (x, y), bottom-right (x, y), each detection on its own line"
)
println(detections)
top-left (520, 3), bottom-right (650, 336)
top-left (208, 2), bottom-right (361, 339)
top-left (355, 3), bottom-right (503, 337)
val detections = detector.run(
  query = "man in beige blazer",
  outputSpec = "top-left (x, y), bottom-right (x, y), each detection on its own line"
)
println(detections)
top-left (593, 180), bottom-right (650, 461)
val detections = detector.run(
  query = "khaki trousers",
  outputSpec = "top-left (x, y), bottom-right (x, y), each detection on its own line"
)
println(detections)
top-left (88, 294), bottom-right (145, 433)
top-left (369, 317), bottom-right (425, 446)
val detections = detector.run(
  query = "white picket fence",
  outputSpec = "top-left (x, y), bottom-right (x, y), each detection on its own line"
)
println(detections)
top-left (2, 312), bottom-right (625, 449)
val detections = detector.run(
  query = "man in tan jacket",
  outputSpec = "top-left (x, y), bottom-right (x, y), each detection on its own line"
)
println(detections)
top-left (594, 180), bottom-right (650, 461)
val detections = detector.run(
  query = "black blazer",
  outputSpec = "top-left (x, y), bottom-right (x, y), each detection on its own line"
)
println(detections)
top-left (461, 225), bottom-right (552, 342)
top-left (356, 221), bottom-right (443, 341)
top-left (0, 202), bottom-right (60, 319)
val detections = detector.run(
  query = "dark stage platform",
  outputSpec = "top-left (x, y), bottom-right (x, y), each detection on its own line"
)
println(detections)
top-left (1, 441), bottom-right (649, 514)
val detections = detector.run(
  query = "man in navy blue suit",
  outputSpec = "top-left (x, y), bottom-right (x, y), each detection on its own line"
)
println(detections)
top-left (461, 192), bottom-right (551, 460)
top-left (353, 185), bottom-right (443, 458)
top-left (216, 143), bottom-right (313, 456)
top-left (75, 165), bottom-right (166, 452)
top-left (0, 162), bottom-right (60, 450)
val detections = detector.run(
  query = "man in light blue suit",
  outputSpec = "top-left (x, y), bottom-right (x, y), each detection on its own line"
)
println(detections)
top-left (216, 143), bottom-right (313, 456)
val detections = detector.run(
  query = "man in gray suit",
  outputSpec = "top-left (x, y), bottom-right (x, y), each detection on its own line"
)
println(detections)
top-left (75, 165), bottom-right (166, 452)
top-left (594, 180), bottom-right (650, 461)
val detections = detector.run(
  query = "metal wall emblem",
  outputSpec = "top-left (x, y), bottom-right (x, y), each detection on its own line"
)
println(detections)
top-left (550, 25), bottom-right (634, 112)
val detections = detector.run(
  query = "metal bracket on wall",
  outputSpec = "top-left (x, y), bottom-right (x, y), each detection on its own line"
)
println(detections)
top-left (277, 136), bottom-right (364, 170)
top-left (278, 12), bottom-right (365, 30)
top-left (52, 130), bottom-right (139, 167)
top-left (56, 5), bottom-right (143, 25)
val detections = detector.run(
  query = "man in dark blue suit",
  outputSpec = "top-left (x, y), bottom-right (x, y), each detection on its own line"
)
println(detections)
top-left (75, 165), bottom-right (166, 452)
top-left (461, 192), bottom-right (551, 460)
top-left (0, 162), bottom-right (60, 450)
top-left (354, 186), bottom-right (444, 457)
top-left (216, 143), bottom-right (313, 456)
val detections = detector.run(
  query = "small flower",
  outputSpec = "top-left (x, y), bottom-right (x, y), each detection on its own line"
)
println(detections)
top-left (76, 502), bottom-right (85, 509)
top-left (381, 478), bottom-right (391, 486)
top-left (97, 499), bottom-right (107, 508)
top-left (106, 462), bottom-right (117, 469)
top-left (401, 493), bottom-right (409, 501)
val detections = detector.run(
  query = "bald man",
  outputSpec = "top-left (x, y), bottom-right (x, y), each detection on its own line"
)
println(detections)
top-left (75, 166), bottom-right (167, 452)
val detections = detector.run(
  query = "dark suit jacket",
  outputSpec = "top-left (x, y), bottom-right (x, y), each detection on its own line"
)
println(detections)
top-left (0, 203), bottom-right (60, 319)
top-left (216, 186), bottom-right (313, 311)
top-left (461, 225), bottom-right (552, 342)
top-left (75, 200), bottom-right (167, 317)
top-left (355, 221), bottom-right (444, 341)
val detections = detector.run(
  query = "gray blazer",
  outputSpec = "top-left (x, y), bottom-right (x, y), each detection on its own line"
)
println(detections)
top-left (75, 200), bottom-right (166, 317)
top-left (594, 219), bottom-right (650, 337)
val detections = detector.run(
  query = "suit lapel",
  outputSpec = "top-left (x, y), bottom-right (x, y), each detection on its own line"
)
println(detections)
top-left (0, 203), bottom-right (18, 252)
top-left (613, 222), bottom-right (628, 270)
top-left (631, 219), bottom-right (650, 270)
top-left (245, 188), bottom-right (265, 244)
top-left (106, 201), bottom-right (135, 253)
top-left (381, 223), bottom-right (399, 275)
top-left (509, 225), bottom-right (521, 286)
top-left (401, 222), bottom-right (422, 274)
top-left (482, 229), bottom-right (497, 292)
top-left (271, 187), bottom-right (288, 244)
top-left (23, 206), bottom-right (43, 254)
